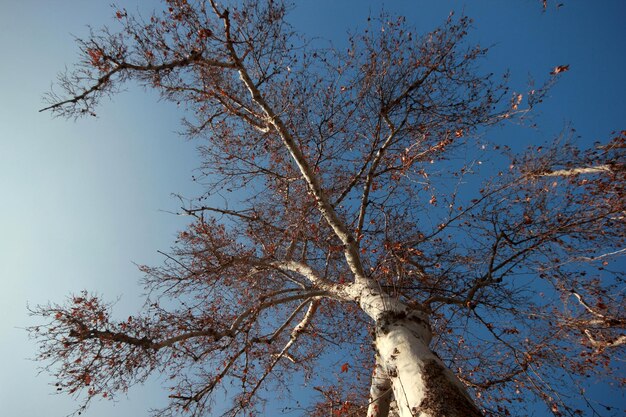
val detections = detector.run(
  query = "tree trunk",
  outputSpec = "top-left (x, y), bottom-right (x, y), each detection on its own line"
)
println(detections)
top-left (359, 288), bottom-right (483, 417)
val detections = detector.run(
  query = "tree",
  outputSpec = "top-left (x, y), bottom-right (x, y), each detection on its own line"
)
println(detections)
top-left (30, 1), bottom-right (625, 416)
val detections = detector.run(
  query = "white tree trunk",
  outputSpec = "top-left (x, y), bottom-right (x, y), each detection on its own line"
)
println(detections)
top-left (358, 286), bottom-right (483, 417)
top-left (366, 354), bottom-right (393, 417)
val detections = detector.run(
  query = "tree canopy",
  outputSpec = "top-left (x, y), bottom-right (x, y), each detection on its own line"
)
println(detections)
top-left (31, 1), bottom-right (624, 416)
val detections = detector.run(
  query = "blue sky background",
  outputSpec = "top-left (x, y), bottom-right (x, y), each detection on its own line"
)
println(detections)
top-left (1, 1), bottom-right (624, 416)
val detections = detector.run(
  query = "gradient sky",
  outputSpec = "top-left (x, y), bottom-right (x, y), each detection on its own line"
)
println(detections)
top-left (1, 1), bottom-right (625, 416)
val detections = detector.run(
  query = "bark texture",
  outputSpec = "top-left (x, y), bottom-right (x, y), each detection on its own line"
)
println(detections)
top-left (418, 360), bottom-right (483, 417)
top-left (359, 287), bottom-right (483, 417)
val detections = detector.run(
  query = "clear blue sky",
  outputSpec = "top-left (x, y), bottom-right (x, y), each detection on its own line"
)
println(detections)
top-left (1, 1), bottom-right (624, 416)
